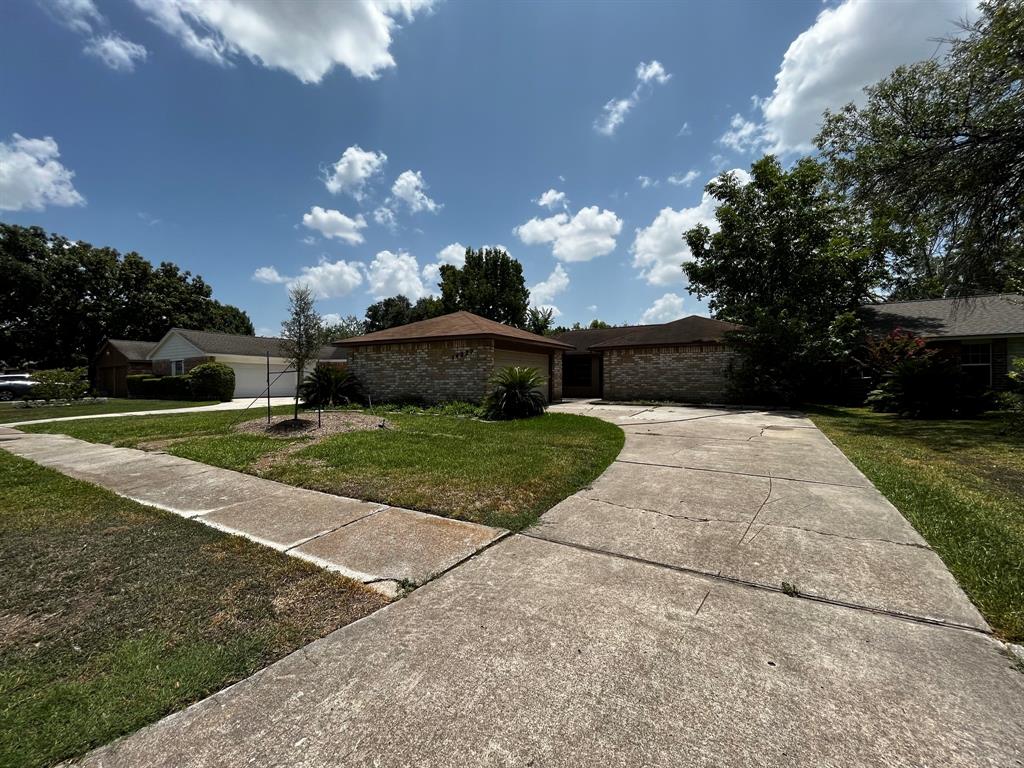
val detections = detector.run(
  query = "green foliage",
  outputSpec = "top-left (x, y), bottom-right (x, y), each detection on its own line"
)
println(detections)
top-left (588, 319), bottom-right (612, 329)
top-left (817, 0), bottom-right (1024, 296)
top-left (683, 156), bottom-right (883, 403)
top-left (526, 306), bottom-right (555, 335)
top-left (280, 285), bottom-right (322, 419)
top-left (0, 223), bottom-right (253, 371)
top-left (865, 340), bottom-right (993, 419)
top-left (125, 374), bottom-right (150, 399)
top-left (187, 362), bottom-right (235, 402)
top-left (300, 364), bottom-right (362, 407)
top-left (482, 366), bottom-right (547, 420)
top-left (997, 358), bottom-right (1024, 434)
top-left (320, 314), bottom-right (365, 342)
top-left (31, 368), bottom-right (90, 401)
top-left (862, 328), bottom-right (933, 386)
top-left (440, 247), bottom-right (530, 327)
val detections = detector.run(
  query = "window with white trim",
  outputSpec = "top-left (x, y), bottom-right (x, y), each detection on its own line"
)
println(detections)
top-left (171, 360), bottom-right (185, 376)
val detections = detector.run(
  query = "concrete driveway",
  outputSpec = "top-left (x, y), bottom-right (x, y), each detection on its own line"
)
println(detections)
top-left (65, 403), bottom-right (1024, 766)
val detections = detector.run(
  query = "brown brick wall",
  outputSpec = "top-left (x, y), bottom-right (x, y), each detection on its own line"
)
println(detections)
top-left (603, 344), bottom-right (737, 402)
top-left (347, 340), bottom-right (495, 404)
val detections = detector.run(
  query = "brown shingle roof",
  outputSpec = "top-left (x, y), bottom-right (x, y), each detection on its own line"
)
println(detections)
top-left (860, 294), bottom-right (1024, 339)
top-left (555, 315), bottom-right (741, 351)
top-left (161, 329), bottom-right (346, 361)
top-left (334, 311), bottom-right (573, 350)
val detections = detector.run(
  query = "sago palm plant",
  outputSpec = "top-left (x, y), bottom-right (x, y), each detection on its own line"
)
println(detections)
top-left (482, 366), bottom-right (547, 420)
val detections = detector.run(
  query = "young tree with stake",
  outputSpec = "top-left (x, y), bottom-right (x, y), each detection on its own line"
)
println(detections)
top-left (280, 284), bottom-right (322, 421)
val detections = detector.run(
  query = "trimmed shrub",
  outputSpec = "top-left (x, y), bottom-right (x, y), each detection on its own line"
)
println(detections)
top-left (482, 366), bottom-right (547, 420)
top-left (300, 364), bottom-right (361, 407)
top-left (138, 377), bottom-right (163, 399)
top-left (126, 374), bottom-right (150, 398)
top-left (998, 359), bottom-right (1024, 435)
top-left (188, 362), bottom-right (235, 402)
top-left (32, 368), bottom-right (89, 401)
top-left (866, 353), bottom-right (993, 418)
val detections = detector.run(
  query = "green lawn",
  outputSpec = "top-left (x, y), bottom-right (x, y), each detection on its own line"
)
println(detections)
top-left (0, 451), bottom-right (386, 768)
top-left (808, 406), bottom-right (1024, 642)
top-left (24, 409), bottom-right (624, 531)
top-left (0, 398), bottom-right (216, 424)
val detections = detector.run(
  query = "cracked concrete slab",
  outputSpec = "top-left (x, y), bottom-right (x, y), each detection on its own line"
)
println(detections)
top-left (74, 535), bottom-right (1024, 768)
top-left (723, 523), bottom-right (988, 629)
top-left (292, 506), bottom-right (506, 585)
top-left (199, 489), bottom-right (382, 550)
top-left (583, 460), bottom-right (768, 522)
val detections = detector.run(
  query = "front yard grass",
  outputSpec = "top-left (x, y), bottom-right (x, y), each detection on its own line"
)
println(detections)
top-left (24, 409), bottom-right (624, 531)
top-left (0, 398), bottom-right (215, 424)
top-left (808, 405), bottom-right (1024, 642)
top-left (0, 451), bottom-right (386, 768)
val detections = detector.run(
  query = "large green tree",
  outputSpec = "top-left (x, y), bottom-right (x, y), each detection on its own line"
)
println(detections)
top-left (0, 223), bottom-right (253, 371)
top-left (817, 0), bottom-right (1024, 296)
top-left (439, 247), bottom-right (530, 327)
top-left (683, 157), bottom-right (883, 402)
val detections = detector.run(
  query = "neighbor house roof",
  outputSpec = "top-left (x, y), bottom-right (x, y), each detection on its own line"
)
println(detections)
top-left (555, 316), bottom-right (741, 351)
top-left (153, 328), bottom-right (346, 360)
top-left (103, 339), bottom-right (156, 361)
top-left (860, 294), bottom-right (1024, 339)
top-left (334, 311), bottom-right (573, 350)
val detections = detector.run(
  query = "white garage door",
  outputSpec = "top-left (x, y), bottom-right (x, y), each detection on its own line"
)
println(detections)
top-left (493, 349), bottom-right (550, 399)
top-left (228, 363), bottom-right (297, 398)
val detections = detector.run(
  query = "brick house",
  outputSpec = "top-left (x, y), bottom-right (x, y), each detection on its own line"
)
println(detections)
top-left (333, 311), bottom-right (572, 404)
top-left (554, 315), bottom-right (742, 402)
top-left (94, 339), bottom-right (156, 397)
top-left (147, 328), bottom-right (346, 398)
top-left (861, 294), bottom-right (1024, 391)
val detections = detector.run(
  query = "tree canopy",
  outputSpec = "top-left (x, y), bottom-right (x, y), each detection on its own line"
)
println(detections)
top-left (816, 0), bottom-right (1024, 296)
top-left (280, 285), bottom-right (322, 419)
top-left (683, 156), bottom-right (883, 402)
top-left (321, 314), bottom-right (366, 342)
top-left (1, 223), bottom-right (253, 370)
top-left (439, 247), bottom-right (530, 327)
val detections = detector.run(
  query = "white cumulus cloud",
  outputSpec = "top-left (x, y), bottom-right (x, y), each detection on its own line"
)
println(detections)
top-left (390, 169), bottom-right (440, 214)
top-left (641, 293), bottom-right (686, 324)
top-left (42, 0), bottom-right (148, 71)
top-left (323, 145), bottom-right (386, 199)
top-left (514, 206), bottom-right (623, 263)
top-left (530, 263), bottom-right (570, 307)
top-left (366, 249), bottom-right (427, 300)
top-left (0, 133), bottom-right (85, 211)
top-left (667, 170), bottom-right (701, 187)
top-left (594, 59), bottom-right (672, 136)
top-left (131, 0), bottom-right (435, 83)
top-left (252, 259), bottom-right (363, 299)
top-left (631, 169), bottom-right (751, 285)
top-left (301, 205), bottom-right (367, 244)
top-left (536, 188), bottom-right (566, 209)
top-left (421, 242), bottom-right (466, 289)
top-left (83, 33), bottom-right (148, 71)
top-left (721, 0), bottom-right (975, 154)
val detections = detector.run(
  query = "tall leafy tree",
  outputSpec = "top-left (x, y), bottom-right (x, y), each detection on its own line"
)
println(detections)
top-left (683, 157), bottom-right (883, 403)
top-left (280, 285), bottom-right (322, 421)
top-left (526, 307), bottom-right (555, 335)
top-left (439, 247), bottom-right (530, 327)
top-left (817, 0), bottom-right (1024, 295)
top-left (364, 295), bottom-right (413, 332)
top-left (0, 223), bottom-right (253, 371)
top-left (321, 314), bottom-right (366, 342)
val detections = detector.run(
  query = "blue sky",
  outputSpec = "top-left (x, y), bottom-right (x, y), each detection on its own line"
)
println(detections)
top-left (1, 0), bottom-right (973, 335)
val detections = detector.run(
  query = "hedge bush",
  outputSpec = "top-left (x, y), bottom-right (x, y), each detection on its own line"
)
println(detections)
top-left (125, 374), bottom-right (151, 399)
top-left (32, 368), bottom-right (90, 401)
top-left (187, 362), bottom-right (235, 402)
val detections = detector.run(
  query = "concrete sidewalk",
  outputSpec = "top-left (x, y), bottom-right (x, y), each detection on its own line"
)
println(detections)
top-left (0, 396), bottom-right (296, 427)
top-left (0, 429), bottom-right (503, 596)
top-left (9, 405), bottom-right (1024, 766)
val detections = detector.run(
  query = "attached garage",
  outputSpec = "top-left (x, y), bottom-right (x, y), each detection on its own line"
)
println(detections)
top-left (147, 328), bottom-right (346, 399)
top-left (94, 339), bottom-right (156, 397)
top-left (335, 311), bottom-right (571, 404)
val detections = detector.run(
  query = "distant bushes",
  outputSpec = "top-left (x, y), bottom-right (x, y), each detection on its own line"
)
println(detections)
top-left (31, 368), bottom-right (90, 401)
top-left (127, 362), bottom-right (235, 402)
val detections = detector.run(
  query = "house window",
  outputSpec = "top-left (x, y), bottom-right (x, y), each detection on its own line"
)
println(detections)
top-left (960, 342), bottom-right (991, 388)
top-left (171, 360), bottom-right (185, 377)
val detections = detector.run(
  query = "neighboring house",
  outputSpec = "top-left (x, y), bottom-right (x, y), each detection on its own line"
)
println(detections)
top-left (861, 294), bottom-right (1024, 391)
top-left (148, 328), bottom-right (346, 398)
top-left (333, 311), bottom-right (572, 404)
top-left (555, 316), bottom-right (742, 402)
top-left (95, 339), bottom-right (156, 397)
